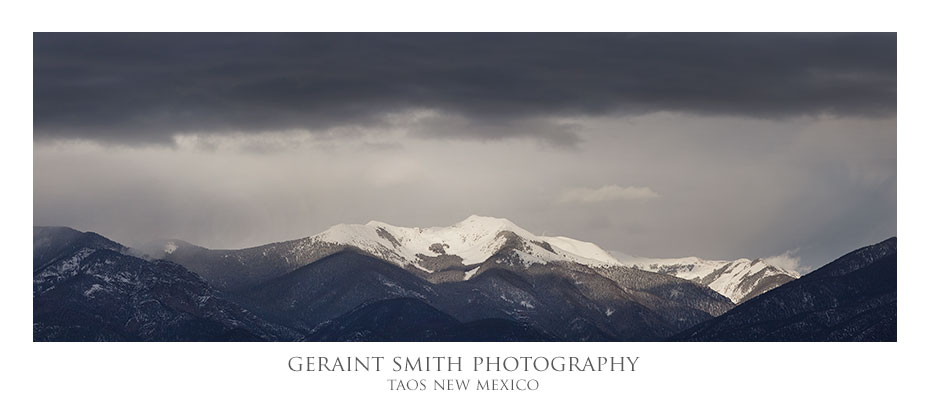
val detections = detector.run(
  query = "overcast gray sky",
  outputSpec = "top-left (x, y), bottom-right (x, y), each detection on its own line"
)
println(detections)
top-left (33, 33), bottom-right (896, 272)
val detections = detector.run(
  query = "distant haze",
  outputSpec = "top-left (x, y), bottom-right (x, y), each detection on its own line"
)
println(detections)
top-left (33, 33), bottom-right (896, 272)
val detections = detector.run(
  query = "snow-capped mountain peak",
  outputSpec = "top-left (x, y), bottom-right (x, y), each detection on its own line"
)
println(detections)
top-left (307, 216), bottom-right (799, 302)
top-left (612, 252), bottom-right (801, 303)
top-left (310, 215), bottom-right (623, 273)
top-left (143, 216), bottom-right (800, 304)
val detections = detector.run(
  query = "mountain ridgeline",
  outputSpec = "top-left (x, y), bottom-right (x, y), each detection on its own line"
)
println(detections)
top-left (33, 216), bottom-right (895, 341)
top-left (674, 237), bottom-right (897, 341)
top-left (33, 227), bottom-right (300, 341)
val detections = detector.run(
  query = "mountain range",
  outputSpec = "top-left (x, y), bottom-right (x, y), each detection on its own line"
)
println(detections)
top-left (33, 216), bottom-right (895, 341)
top-left (139, 215), bottom-right (798, 303)
top-left (33, 227), bottom-right (299, 341)
top-left (612, 253), bottom-right (801, 304)
top-left (674, 237), bottom-right (896, 341)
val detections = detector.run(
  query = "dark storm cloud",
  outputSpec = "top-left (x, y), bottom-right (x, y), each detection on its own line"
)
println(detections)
top-left (34, 33), bottom-right (896, 145)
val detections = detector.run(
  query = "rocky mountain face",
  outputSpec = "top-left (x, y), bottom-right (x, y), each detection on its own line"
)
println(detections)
top-left (34, 226), bottom-right (125, 270)
top-left (235, 249), bottom-right (732, 341)
top-left (308, 298), bottom-right (551, 341)
top-left (33, 227), bottom-right (300, 341)
top-left (672, 237), bottom-right (896, 341)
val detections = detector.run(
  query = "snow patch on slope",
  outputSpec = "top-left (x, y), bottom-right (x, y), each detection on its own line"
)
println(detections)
top-left (164, 241), bottom-right (178, 254)
top-left (540, 236), bottom-right (621, 265)
top-left (612, 252), bottom-right (800, 303)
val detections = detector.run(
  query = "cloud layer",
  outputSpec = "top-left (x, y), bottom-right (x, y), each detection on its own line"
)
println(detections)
top-left (34, 33), bottom-right (896, 146)
top-left (559, 185), bottom-right (659, 204)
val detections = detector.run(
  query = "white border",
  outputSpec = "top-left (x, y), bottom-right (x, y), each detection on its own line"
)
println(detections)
top-left (5, 1), bottom-right (926, 405)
